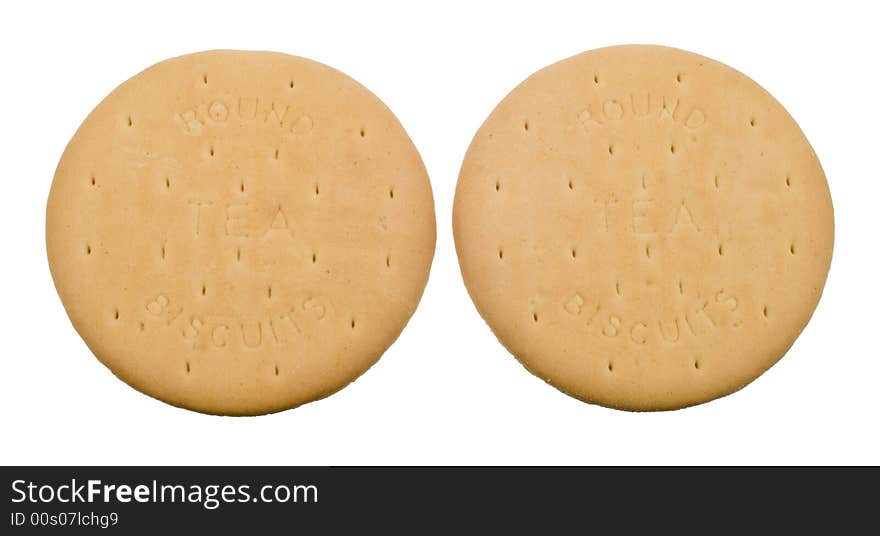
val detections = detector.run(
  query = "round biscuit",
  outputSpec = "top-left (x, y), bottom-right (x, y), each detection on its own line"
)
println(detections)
top-left (453, 45), bottom-right (833, 410)
top-left (47, 50), bottom-right (436, 415)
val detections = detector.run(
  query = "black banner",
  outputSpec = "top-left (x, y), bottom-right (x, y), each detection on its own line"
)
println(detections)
top-left (1, 466), bottom-right (874, 533)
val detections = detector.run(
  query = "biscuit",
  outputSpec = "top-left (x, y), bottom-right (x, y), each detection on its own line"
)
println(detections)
top-left (453, 45), bottom-right (833, 410)
top-left (47, 50), bottom-right (436, 415)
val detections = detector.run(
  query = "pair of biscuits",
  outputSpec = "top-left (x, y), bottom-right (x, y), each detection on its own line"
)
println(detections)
top-left (47, 47), bottom-right (833, 415)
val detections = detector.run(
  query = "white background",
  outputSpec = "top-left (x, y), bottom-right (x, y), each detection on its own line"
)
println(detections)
top-left (1, 0), bottom-right (877, 465)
